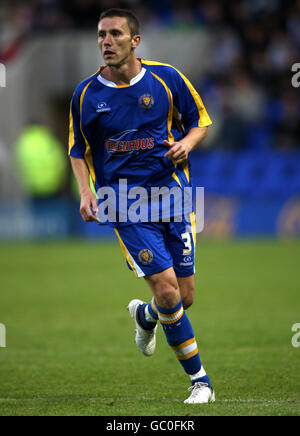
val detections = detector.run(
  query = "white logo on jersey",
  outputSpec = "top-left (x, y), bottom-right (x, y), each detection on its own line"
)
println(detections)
top-left (109, 129), bottom-right (138, 141)
top-left (96, 102), bottom-right (111, 113)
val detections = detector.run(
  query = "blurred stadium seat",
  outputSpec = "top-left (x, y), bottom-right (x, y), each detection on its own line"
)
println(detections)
top-left (191, 151), bottom-right (300, 199)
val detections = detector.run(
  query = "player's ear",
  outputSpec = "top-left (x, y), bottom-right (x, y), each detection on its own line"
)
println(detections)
top-left (131, 35), bottom-right (141, 49)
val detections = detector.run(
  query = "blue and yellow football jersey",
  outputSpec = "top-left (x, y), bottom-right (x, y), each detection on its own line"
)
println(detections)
top-left (69, 59), bottom-right (212, 226)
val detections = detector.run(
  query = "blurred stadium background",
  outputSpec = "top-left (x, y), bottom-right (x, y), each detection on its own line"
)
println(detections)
top-left (0, 0), bottom-right (299, 241)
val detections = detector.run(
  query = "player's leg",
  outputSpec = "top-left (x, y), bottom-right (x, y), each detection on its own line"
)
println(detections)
top-left (145, 267), bottom-right (181, 308)
top-left (177, 275), bottom-right (194, 310)
top-left (131, 245), bottom-right (195, 332)
top-left (133, 268), bottom-right (179, 334)
top-left (137, 271), bottom-right (195, 334)
top-left (161, 218), bottom-right (214, 403)
top-left (115, 222), bottom-right (172, 356)
top-left (145, 267), bottom-right (213, 402)
top-left (116, 221), bottom-right (214, 403)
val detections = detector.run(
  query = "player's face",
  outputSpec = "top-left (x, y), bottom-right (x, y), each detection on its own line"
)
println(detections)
top-left (98, 17), bottom-right (138, 67)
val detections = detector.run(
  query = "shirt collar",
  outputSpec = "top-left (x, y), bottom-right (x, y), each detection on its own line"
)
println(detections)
top-left (97, 67), bottom-right (146, 88)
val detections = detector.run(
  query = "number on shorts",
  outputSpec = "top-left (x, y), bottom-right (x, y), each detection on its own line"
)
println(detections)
top-left (181, 232), bottom-right (192, 255)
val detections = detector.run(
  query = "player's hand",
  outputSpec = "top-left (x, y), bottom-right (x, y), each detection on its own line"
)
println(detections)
top-left (80, 189), bottom-right (100, 223)
top-left (163, 140), bottom-right (189, 164)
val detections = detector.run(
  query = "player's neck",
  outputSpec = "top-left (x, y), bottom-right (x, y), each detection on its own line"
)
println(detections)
top-left (102, 56), bottom-right (142, 86)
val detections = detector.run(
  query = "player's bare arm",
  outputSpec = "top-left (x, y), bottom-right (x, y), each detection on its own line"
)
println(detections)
top-left (164, 126), bottom-right (210, 164)
top-left (70, 156), bottom-right (99, 223)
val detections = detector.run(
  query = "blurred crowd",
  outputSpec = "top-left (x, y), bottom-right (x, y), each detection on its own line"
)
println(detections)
top-left (0, 0), bottom-right (300, 152)
top-left (195, 0), bottom-right (300, 152)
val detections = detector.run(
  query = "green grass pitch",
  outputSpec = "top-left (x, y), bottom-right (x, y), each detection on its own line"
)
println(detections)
top-left (0, 238), bottom-right (299, 416)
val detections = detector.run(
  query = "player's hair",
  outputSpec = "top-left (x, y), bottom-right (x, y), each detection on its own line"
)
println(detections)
top-left (99, 8), bottom-right (140, 37)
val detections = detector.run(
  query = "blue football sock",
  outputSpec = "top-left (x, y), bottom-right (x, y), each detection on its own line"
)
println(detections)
top-left (156, 299), bottom-right (212, 387)
top-left (137, 304), bottom-right (157, 330)
top-left (146, 297), bottom-right (159, 322)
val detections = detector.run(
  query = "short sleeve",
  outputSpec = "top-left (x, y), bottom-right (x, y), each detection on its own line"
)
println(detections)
top-left (68, 90), bottom-right (86, 158)
top-left (173, 69), bottom-right (212, 131)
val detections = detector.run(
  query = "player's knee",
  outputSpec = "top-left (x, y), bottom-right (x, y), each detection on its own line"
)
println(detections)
top-left (181, 285), bottom-right (194, 310)
top-left (158, 288), bottom-right (180, 308)
top-left (151, 279), bottom-right (180, 309)
top-left (182, 294), bottom-right (194, 310)
top-left (146, 270), bottom-right (181, 309)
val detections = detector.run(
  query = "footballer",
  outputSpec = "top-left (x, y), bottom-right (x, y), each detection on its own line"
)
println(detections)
top-left (69, 8), bottom-right (214, 404)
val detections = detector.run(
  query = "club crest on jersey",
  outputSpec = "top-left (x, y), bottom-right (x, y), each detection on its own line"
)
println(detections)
top-left (139, 94), bottom-right (154, 110)
top-left (138, 249), bottom-right (154, 265)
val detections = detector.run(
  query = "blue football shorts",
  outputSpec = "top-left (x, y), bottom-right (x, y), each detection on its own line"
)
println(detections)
top-left (114, 213), bottom-right (196, 278)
